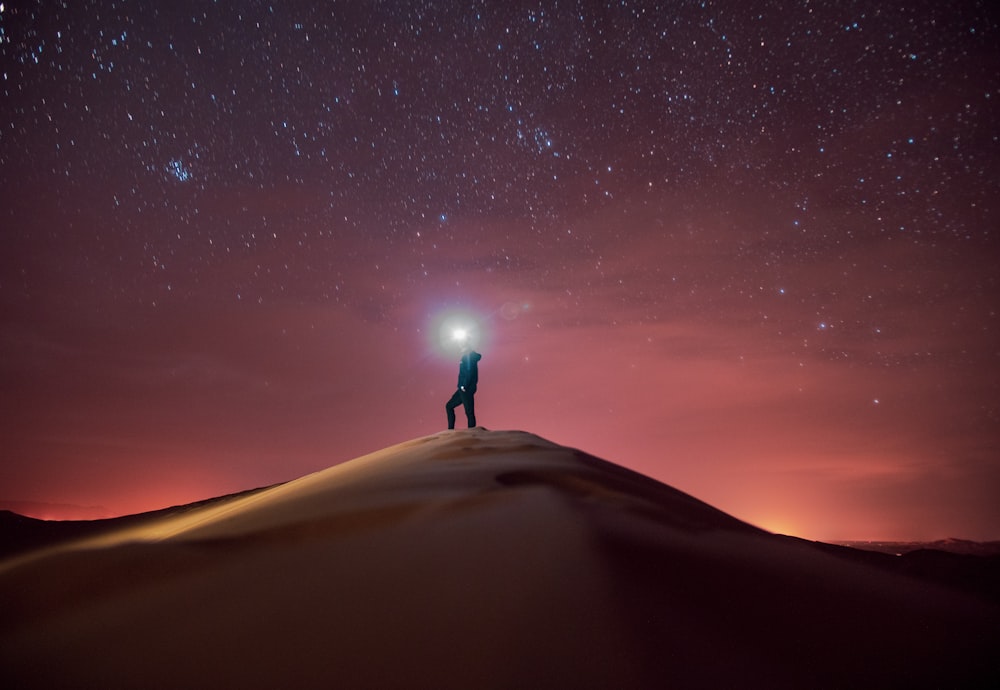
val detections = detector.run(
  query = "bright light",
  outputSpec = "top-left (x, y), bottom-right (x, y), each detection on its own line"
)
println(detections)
top-left (428, 308), bottom-right (486, 358)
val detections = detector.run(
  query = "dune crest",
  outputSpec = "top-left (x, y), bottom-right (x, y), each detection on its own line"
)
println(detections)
top-left (2, 429), bottom-right (997, 688)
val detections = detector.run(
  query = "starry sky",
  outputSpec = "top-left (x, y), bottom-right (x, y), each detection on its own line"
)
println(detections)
top-left (2, 0), bottom-right (998, 541)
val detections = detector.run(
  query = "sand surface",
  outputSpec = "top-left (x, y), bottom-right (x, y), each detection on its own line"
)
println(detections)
top-left (2, 429), bottom-right (997, 688)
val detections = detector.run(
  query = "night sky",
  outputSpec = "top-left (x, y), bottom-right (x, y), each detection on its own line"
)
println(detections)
top-left (2, 1), bottom-right (998, 541)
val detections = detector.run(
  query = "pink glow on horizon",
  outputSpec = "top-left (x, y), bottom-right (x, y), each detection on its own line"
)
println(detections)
top-left (4, 259), bottom-right (996, 542)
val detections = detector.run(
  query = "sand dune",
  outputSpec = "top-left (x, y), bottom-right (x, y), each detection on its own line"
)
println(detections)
top-left (2, 429), bottom-right (997, 688)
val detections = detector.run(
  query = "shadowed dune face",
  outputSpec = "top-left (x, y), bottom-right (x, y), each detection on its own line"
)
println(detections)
top-left (1, 429), bottom-right (998, 689)
top-left (495, 453), bottom-right (763, 534)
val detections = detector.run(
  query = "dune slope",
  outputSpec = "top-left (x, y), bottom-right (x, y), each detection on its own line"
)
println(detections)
top-left (1, 429), bottom-right (997, 689)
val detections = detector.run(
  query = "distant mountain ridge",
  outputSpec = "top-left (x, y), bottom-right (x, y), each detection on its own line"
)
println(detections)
top-left (833, 538), bottom-right (1000, 556)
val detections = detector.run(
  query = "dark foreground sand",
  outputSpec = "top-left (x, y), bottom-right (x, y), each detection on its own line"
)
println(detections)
top-left (2, 429), bottom-right (998, 688)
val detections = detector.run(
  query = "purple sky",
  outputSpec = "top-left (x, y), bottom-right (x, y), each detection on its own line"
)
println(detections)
top-left (2, 0), bottom-right (998, 540)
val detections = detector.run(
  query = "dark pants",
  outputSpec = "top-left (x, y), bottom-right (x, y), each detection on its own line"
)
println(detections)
top-left (446, 388), bottom-right (476, 429)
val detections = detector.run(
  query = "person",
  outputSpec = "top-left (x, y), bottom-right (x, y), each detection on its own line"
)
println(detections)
top-left (446, 344), bottom-right (482, 429)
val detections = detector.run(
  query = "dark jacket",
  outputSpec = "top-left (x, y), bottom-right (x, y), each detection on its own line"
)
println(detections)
top-left (457, 351), bottom-right (481, 393)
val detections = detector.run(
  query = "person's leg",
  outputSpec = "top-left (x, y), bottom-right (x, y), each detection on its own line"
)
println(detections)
top-left (462, 390), bottom-right (476, 428)
top-left (445, 390), bottom-right (462, 429)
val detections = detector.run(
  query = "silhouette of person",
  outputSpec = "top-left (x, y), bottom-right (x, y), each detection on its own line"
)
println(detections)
top-left (446, 344), bottom-right (481, 429)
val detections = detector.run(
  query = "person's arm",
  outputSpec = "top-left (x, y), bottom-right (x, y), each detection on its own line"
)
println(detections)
top-left (467, 357), bottom-right (478, 390)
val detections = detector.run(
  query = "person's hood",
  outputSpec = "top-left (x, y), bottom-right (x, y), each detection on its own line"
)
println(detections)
top-left (468, 351), bottom-right (482, 362)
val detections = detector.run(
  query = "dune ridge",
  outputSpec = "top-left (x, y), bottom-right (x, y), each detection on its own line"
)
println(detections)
top-left (1, 429), bottom-right (997, 689)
